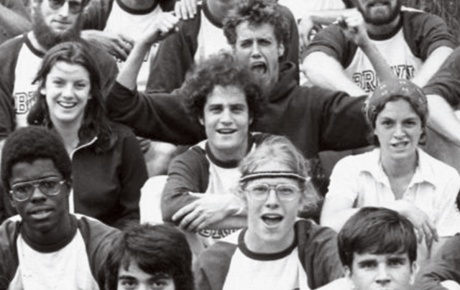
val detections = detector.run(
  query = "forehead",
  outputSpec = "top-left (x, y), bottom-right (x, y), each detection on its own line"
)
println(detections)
top-left (205, 85), bottom-right (248, 106)
top-left (376, 99), bottom-right (420, 118)
top-left (48, 61), bottom-right (90, 78)
top-left (235, 22), bottom-right (277, 41)
top-left (352, 252), bottom-right (409, 263)
top-left (118, 260), bottom-right (171, 280)
top-left (10, 159), bottom-right (61, 183)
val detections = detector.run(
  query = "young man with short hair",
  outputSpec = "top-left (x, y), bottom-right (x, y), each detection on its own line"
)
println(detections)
top-left (105, 223), bottom-right (194, 290)
top-left (0, 126), bottom-right (119, 289)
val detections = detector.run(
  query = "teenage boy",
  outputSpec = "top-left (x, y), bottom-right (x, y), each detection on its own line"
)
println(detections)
top-left (320, 207), bottom-right (418, 290)
top-left (105, 223), bottom-right (194, 290)
top-left (0, 126), bottom-right (119, 289)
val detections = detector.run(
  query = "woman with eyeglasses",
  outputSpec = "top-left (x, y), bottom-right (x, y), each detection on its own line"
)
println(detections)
top-left (26, 41), bottom-right (148, 229)
top-left (194, 135), bottom-right (343, 290)
top-left (321, 79), bottom-right (460, 265)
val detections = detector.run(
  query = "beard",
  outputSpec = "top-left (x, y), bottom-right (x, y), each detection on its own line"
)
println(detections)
top-left (32, 7), bottom-right (82, 50)
top-left (358, 0), bottom-right (402, 25)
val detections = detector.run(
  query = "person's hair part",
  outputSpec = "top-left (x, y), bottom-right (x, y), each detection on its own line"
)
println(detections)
top-left (1, 126), bottom-right (72, 192)
top-left (238, 135), bottom-right (319, 210)
top-left (338, 207), bottom-right (417, 270)
top-left (183, 52), bottom-right (265, 126)
top-left (224, 0), bottom-right (289, 48)
top-left (28, 41), bottom-right (114, 153)
top-left (105, 224), bottom-right (194, 290)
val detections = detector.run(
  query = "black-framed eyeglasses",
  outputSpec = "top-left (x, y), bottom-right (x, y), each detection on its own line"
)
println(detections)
top-left (48, 0), bottom-right (84, 14)
top-left (245, 183), bottom-right (300, 201)
top-left (10, 177), bottom-right (67, 202)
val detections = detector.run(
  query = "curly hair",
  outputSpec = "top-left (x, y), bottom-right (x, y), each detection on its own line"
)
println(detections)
top-left (27, 41), bottom-right (114, 154)
top-left (1, 126), bottom-right (72, 192)
top-left (182, 52), bottom-right (265, 126)
top-left (104, 224), bottom-right (194, 290)
top-left (223, 0), bottom-right (289, 48)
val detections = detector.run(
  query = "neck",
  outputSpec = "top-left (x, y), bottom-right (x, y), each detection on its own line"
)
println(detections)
top-left (120, 0), bottom-right (156, 10)
top-left (380, 150), bottom-right (417, 179)
top-left (366, 14), bottom-right (401, 37)
top-left (28, 31), bottom-right (47, 54)
top-left (206, 0), bottom-right (236, 24)
top-left (23, 213), bottom-right (73, 246)
top-left (53, 121), bottom-right (81, 154)
top-left (210, 143), bottom-right (248, 164)
top-left (244, 227), bottom-right (295, 254)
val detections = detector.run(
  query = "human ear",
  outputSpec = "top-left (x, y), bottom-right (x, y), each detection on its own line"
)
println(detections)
top-left (277, 43), bottom-right (285, 58)
top-left (198, 116), bottom-right (204, 126)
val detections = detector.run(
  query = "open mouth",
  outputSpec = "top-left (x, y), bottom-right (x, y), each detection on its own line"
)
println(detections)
top-left (261, 214), bottom-right (283, 226)
top-left (390, 141), bottom-right (409, 149)
top-left (369, 0), bottom-right (389, 8)
top-left (217, 128), bottom-right (237, 135)
top-left (250, 62), bottom-right (267, 75)
top-left (57, 101), bottom-right (77, 109)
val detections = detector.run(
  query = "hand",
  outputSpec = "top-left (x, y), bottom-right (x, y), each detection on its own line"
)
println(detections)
top-left (394, 201), bottom-right (439, 248)
top-left (136, 137), bottom-right (151, 154)
top-left (298, 15), bottom-right (315, 50)
top-left (81, 30), bottom-right (133, 61)
top-left (172, 194), bottom-right (241, 232)
top-left (136, 12), bottom-right (179, 46)
top-left (337, 11), bottom-right (370, 47)
top-left (174, 0), bottom-right (199, 20)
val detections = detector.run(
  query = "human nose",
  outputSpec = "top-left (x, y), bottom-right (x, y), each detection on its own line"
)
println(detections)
top-left (393, 123), bottom-right (405, 138)
top-left (219, 108), bottom-right (233, 123)
top-left (62, 83), bottom-right (74, 97)
top-left (251, 43), bottom-right (261, 58)
top-left (375, 264), bottom-right (391, 286)
top-left (57, 1), bottom-right (70, 17)
top-left (264, 186), bottom-right (279, 207)
top-left (30, 184), bottom-right (47, 202)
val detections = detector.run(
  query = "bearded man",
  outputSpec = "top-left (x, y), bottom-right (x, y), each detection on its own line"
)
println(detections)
top-left (0, 0), bottom-right (117, 140)
top-left (302, 0), bottom-right (455, 96)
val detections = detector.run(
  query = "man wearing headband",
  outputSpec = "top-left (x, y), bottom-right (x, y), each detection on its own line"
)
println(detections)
top-left (194, 135), bottom-right (342, 290)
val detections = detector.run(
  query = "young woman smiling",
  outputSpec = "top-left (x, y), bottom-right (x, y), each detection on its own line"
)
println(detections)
top-left (27, 41), bottom-right (148, 229)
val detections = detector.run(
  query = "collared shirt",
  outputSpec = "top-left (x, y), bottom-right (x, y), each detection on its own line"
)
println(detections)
top-left (326, 148), bottom-right (460, 237)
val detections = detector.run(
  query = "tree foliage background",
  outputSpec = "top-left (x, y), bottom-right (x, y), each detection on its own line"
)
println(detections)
top-left (403, 0), bottom-right (460, 42)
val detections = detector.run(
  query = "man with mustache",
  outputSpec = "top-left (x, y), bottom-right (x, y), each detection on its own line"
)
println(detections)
top-left (302, 0), bottom-right (455, 96)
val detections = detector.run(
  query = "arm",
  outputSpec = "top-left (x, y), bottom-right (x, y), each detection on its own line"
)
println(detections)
top-left (145, 16), bottom-right (199, 93)
top-left (0, 0), bottom-right (31, 43)
top-left (414, 236), bottom-right (460, 290)
top-left (302, 51), bottom-right (366, 96)
top-left (112, 127), bottom-right (149, 229)
top-left (412, 46), bottom-right (453, 88)
top-left (81, 30), bottom-right (133, 61)
top-left (426, 94), bottom-right (460, 147)
top-left (161, 149), bottom-right (245, 231)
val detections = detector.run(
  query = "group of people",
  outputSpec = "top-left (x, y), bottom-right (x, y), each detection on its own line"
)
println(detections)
top-left (0, 0), bottom-right (460, 289)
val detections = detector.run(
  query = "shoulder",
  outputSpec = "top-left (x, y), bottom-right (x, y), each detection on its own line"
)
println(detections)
top-left (75, 214), bottom-right (120, 243)
top-left (418, 149), bottom-right (460, 182)
top-left (108, 121), bottom-right (137, 139)
top-left (295, 219), bottom-right (337, 243)
top-left (0, 35), bottom-right (25, 62)
top-left (196, 240), bottom-right (237, 269)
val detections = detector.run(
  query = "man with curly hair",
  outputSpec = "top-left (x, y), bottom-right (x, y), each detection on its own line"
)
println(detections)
top-left (108, 0), bottom-right (371, 194)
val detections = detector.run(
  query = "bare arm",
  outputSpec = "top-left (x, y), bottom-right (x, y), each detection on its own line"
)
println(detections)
top-left (117, 13), bottom-right (179, 91)
top-left (320, 195), bottom-right (359, 232)
top-left (302, 51), bottom-right (366, 96)
top-left (412, 47), bottom-right (453, 88)
top-left (426, 94), bottom-right (460, 147)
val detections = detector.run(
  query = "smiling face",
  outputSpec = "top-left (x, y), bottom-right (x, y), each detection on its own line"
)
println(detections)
top-left (117, 260), bottom-right (175, 290)
top-left (10, 159), bottom-right (70, 237)
top-left (200, 85), bottom-right (251, 162)
top-left (374, 99), bottom-right (422, 162)
top-left (243, 161), bottom-right (304, 254)
top-left (354, 0), bottom-right (402, 25)
top-left (347, 252), bottom-right (416, 290)
top-left (233, 22), bottom-right (284, 94)
top-left (41, 61), bottom-right (91, 127)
